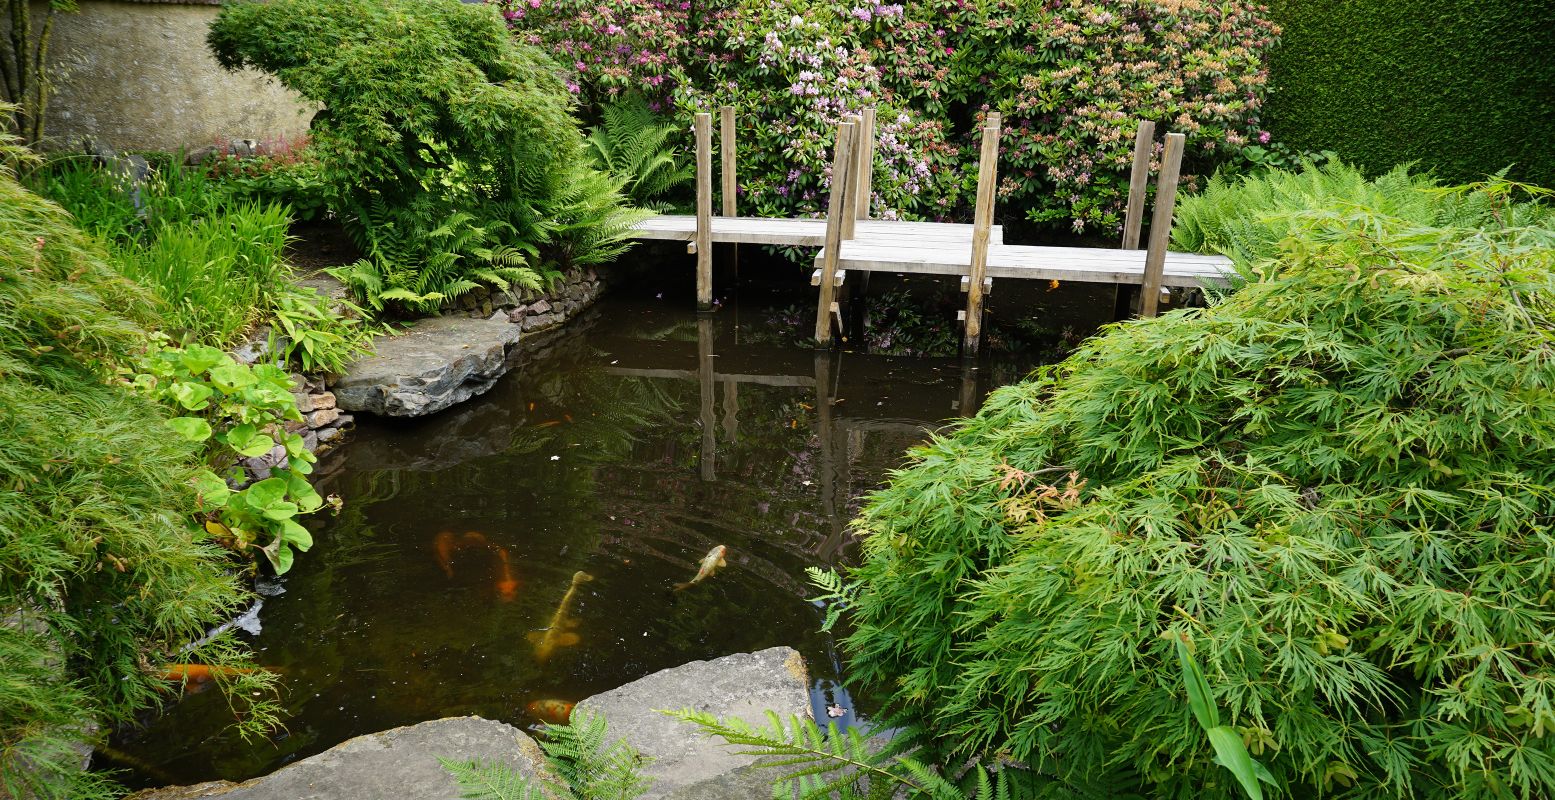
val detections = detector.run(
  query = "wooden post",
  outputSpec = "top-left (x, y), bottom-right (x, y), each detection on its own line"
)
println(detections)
top-left (697, 316), bottom-right (716, 481)
top-left (840, 114), bottom-right (861, 241)
top-left (719, 106), bottom-right (736, 217)
top-left (962, 112), bottom-right (1000, 356)
top-left (813, 121), bottom-right (856, 347)
top-left (855, 107), bottom-right (875, 221)
top-left (1121, 119), bottom-right (1156, 250)
top-left (1140, 131), bottom-right (1185, 318)
top-left (694, 112), bottom-right (713, 311)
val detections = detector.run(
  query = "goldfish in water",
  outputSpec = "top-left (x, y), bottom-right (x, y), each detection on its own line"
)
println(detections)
top-left (674, 545), bottom-right (727, 591)
top-left (527, 571), bottom-right (593, 663)
top-left (525, 699), bottom-right (576, 725)
top-left (494, 547), bottom-right (519, 602)
top-left (158, 664), bottom-right (262, 694)
top-left (435, 530), bottom-right (520, 602)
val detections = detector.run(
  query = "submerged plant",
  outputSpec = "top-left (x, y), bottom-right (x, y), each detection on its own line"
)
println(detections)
top-left (842, 186), bottom-right (1555, 798)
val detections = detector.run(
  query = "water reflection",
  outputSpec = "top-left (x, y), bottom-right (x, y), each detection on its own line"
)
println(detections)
top-left (108, 295), bottom-right (1018, 787)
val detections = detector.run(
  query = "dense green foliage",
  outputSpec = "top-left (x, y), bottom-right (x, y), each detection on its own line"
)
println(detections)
top-left (1262, 0), bottom-right (1555, 188)
top-left (505, 0), bottom-right (1278, 234)
top-left (585, 96), bottom-right (692, 210)
top-left (208, 0), bottom-right (644, 315)
top-left (1173, 162), bottom-right (1555, 269)
top-left (843, 185), bottom-right (1555, 798)
top-left (35, 158), bottom-right (373, 367)
top-left (0, 148), bottom-right (272, 798)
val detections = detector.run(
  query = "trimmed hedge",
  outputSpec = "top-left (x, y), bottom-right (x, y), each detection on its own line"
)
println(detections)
top-left (1263, 0), bottom-right (1555, 187)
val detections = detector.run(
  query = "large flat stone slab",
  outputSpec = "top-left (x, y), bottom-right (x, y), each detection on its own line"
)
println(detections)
top-left (333, 316), bottom-right (522, 417)
top-left (577, 647), bottom-right (811, 800)
top-left (127, 716), bottom-right (548, 800)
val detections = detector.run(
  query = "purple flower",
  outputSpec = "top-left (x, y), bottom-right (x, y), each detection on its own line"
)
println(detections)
top-left (1258, 130), bottom-right (1271, 144)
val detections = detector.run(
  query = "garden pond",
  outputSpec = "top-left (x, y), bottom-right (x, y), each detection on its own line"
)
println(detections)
top-left (106, 274), bottom-right (1119, 787)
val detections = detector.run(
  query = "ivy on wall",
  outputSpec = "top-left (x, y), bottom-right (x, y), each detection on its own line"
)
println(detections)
top-left (1262, 0), bottom-right (1555, 187)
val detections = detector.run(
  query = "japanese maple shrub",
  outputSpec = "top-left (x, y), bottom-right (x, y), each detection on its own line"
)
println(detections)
top-left (843, 184), bottom-right (1555, 798)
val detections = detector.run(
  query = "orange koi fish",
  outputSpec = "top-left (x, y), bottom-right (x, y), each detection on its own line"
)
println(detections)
top-left (158, 664), bottom-right (262, 695)
top-left (494, 547), bottom-right (519, 602)
top-left (673, 545), bottom-right (727, 591)
top-left (435, 530), bottom-right (521, 601)
top-left (527, 571), bottom-right (593, 663)
top-left (525, 699), bottom-right (576, 725)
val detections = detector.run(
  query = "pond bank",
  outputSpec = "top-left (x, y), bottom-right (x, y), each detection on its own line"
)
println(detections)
top-left (332, 268), bottom-right (607, 418)
top-left (127, 648), bottom-right (810, 800)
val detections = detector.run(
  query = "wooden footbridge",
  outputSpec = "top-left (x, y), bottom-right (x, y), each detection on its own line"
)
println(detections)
top-left (631, 108), bottom-right (1234, 353)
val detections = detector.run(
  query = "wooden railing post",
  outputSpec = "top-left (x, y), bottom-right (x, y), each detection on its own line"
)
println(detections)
top-left (694, 112), bottom-right (713, 311)
top-left (840, 114), bottom-right (861, 241)
top-left (814, 120), bottom-right (856, 347)
top-left (962, 112), bottom-right (1000, 356)
top-left (719, 106), bottom-right (736, 217)
top-left (855, 107), bottom-right (875, 221)
top-left (1121, 119), bottom-right (1156, 250)
top-left (1140, 131), bottom-right (1185, 318)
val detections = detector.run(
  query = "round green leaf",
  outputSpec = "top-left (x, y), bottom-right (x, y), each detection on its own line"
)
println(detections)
top-left (166, 416), bottom-right (213, 443)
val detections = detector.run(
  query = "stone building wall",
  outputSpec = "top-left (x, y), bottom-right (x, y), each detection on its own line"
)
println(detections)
top-left (24, 0), bottom-right (316, 152)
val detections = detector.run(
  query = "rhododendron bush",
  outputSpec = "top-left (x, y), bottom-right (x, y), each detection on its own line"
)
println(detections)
top-left (498, 0), bottom-right (1278, 234)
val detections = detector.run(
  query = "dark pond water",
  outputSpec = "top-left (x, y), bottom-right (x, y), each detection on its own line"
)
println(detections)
top-left (107, 268), bottom-right (1119, 787)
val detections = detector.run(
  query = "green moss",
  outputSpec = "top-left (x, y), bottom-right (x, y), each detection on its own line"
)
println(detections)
top-left (1263, 0), bottom-right (1555, 186)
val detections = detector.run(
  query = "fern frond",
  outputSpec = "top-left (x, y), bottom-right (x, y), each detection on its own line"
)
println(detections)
top-left (438, 758), bottom-right (547, 800)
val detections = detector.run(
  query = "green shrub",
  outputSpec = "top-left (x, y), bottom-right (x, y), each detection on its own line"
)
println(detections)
top-left (208, 0), bottom-right (644, 314)
top-left (0, 148), bottom-right (272, 799)
top-left (1173, 162), bottom-right (1555, 269)
top-left (842, 185), bottom-right (1555, 798)
top-left (1262, 0), bottom-right (1555, 188)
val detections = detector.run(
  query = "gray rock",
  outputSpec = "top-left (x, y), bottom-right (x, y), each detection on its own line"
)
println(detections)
top-left (126, 716), bottom-right (549, 800)
top-left (521, 313), bottom-right (556, 332)
top-left (529, 298), bottom-right (552, 315)
top-left (506, 304), bottom-right (528, 322)
top-left (305, 408), bottom-right (340, 428)
top-left (311, 391), bottom-right (337, 411)
top-left (292, 392), bottom-right (316, 414)
top-left (302, 430), bottom-right (319, 452)
top-left (576, 647), bottom-right (811, 800)
top-left (315, 426), bottom-right (342, 443)
top-left (333, 316), bottom-right (522, 417)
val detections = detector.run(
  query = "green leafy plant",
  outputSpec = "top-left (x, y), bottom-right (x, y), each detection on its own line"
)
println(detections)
top-left (1174, 636), bottom-right (1274, 800)
top-left (132, 339), bottom-right (323, 574)
top-left (841, 183), bottom-right (1555, 797)
top-left (208, 0), bottom-right (640, 313)
top-left (584, 95), bottom-right (692, 210)
top-left (1, 140), bottom-right (274, 798)
top-left (267, 286), bottom-right (375, 374)
top-left (441, 711), bottom-right (651, 800)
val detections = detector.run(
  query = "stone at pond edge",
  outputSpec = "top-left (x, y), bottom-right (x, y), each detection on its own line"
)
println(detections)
top-left (125, 716), bottom-right (550, 800)
top-left (333, 316), bottom-right (522, 417)
top-left (576, 646), bottom-right (812, 800)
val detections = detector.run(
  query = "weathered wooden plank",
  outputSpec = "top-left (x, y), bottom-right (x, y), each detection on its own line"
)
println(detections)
top-left (814, 121), bottom-right (856, 346)
top-left (1121, 120), bottom-right (1156, 250)
top-left (963, 113), bottom-right (1000, 356)
top-left (694, 113), bottom-right (713, 311)
top-left (1141, 132), bottom-right (1185, 317)
top-left (719, 106), bottom-right (736, 217)
top-left (632, 216), bottom-right (1003, 246)
top-left (841, 114), bottom-right (861, 241)
top-left (856, 108), bottom-right (875, 221)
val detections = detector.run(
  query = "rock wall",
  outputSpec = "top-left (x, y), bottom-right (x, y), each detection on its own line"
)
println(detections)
top-left (451, 266), bottom-right (608, 334)
top-left (20, 0), bottom-right (316, 152)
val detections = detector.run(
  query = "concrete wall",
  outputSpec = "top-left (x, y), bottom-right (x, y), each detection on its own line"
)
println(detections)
top-left (29, 0), bottom-right (316, 152)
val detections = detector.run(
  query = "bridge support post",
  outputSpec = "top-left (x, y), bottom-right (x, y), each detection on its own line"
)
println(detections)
top-left (719, 106), bottom-right (739, 288)
top-left (1121, 120), bottom-right (1156, 250)
top-left (694, 112), bottom-right (713, 311)
top-left (855, 108), bottom-right (875, 222)
top-left (814, 120), bottom-right (857, 347)
top-left (962, 112), bottom-right (1001, 357)
top-left (1140, 131), bottom-right (1185, 318)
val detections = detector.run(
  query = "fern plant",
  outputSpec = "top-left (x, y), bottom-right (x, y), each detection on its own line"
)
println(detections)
top-left (585, 95), bottom-right (693, 210)
top-left (442, 711), bottom-right (651, 800)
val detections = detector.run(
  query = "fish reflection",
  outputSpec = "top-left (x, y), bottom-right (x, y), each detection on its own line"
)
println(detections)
top-left (528, 570), bottom-right (593, 663)
top-left (433, 530), bottom-right (520, 602)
